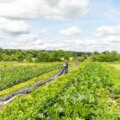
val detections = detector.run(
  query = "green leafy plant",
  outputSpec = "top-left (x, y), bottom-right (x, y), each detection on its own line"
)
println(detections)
top-left (0, 62), bottom-right (62, 90)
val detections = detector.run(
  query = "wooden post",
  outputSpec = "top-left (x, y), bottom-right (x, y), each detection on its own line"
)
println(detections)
top-left (64, 62), bottom-right (68, 74)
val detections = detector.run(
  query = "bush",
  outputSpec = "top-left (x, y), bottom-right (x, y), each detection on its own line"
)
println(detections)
top-left (91, 51), bottom-right (120, 62)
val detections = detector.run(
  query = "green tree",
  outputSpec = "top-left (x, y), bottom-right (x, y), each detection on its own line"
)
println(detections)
top-left (1, 53), bottom-right (9, 61)
top-left (9, 54), bottom-right (17, 61)
top-left (91, 51), bottom-right (119, 62)
top-left (26, 54), bottom-right (33, 62)
top-left (49, 51), bottom-right (62, 61)
top-left (36, 52), bottom-right (49, 62)
top-left (15, 51), bottom-right (24, 61)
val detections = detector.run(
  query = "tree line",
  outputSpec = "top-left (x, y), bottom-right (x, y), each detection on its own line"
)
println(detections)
top-left (90, 51), bottom-right (120, 62)
top-left (0, 48), bottom-right (74, 62)
top-left (0, 48), bottom-right (120, 62)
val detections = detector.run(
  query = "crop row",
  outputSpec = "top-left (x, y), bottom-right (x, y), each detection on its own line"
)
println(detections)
top-left (37, 63), bottom-right (118, 120)
top-left (0, 70), bottom-right (58, 97)
top-left (0, 63), bottom-right (119, 120)
top-left (0, 62), bottom-right (87, 120)
top-left (0, 63), bottom-right (62, 90)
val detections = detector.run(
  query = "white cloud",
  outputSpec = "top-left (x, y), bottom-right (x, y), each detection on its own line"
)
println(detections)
top-left (95, 25), bottom-right (120, 44)
top-left (33, 39), bottom-right (95, 51)
top-left (1, 23), bottom-right (120, 52)
top-left (0, 0), bottom-right (14, 3)
top-left (0, 0), bottom-right (120, 52)
top-left (0, 18), bottom-right (29, 35)
top-left (16, 33), bottom-right (39, 43)
top-left (0, 0), bottom-right (90, 20)
top-left (0, 0), bottom-right (92, 52)
top-left (88, 25), bottom-right (120, 52)
top-left (96, 25), bottom-right (120, 37)
top-left (60, 26), bottom-right (82, 36)
top-left (1, 35), bottom-right (120, 52)
top-left (102, 35), bottom-right (120, 43)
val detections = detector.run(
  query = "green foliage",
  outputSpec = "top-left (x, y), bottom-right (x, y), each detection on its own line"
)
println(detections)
top-left (15, 51), bottom-right (24, 61)
top-left (25, 54), bottom-right (33, 62)
top-left (0, 70), bottom-right (58, 97)
top-left (102, 63), bottom-right (120, 107)
top-left (79, 56), bottom-right (86, 62)
top-left (49, 50), bottom-right (65, 61)
top-left (0, 63), bottom-right (119, 120)
top-left (0, 48), bottom-right (73, 62)
top-left (0, 62), bottom-right (87, 120)
top-left (1, 53), bottom-right (9, 61)
top-left (0, 62), bottom-right (62, 90)
top-left (91, 51), bottom-right (120, 62)
top-left (9, 54), bottom-right (17, 61)
top-left (0, 53), bottom-right (2, 61)
top-left (36, 52), bottom-right (49, 62)
top-left (34, 63), bottom-right (115, 120)
top-left (36, 50), bottom-right (71, 62)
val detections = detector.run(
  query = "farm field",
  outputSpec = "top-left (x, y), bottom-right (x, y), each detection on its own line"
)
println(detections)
top-left (0, 0), bottom-right (119, 119)
top-left (0, 62), bottom-right (119, 120)
top-left (0, 69), bottom-right (59, 97)
top-left (109, 64), bottom-right (120, 70)
top-left (0, 62), bottom-right (62, 91)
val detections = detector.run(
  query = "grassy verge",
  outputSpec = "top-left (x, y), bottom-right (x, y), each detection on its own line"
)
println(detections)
top-left (101, 63), bottom-right (120, 112)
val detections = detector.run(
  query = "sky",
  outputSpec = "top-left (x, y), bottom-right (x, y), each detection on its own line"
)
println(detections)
top-left (0, 0), bottom-right (120, 52)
